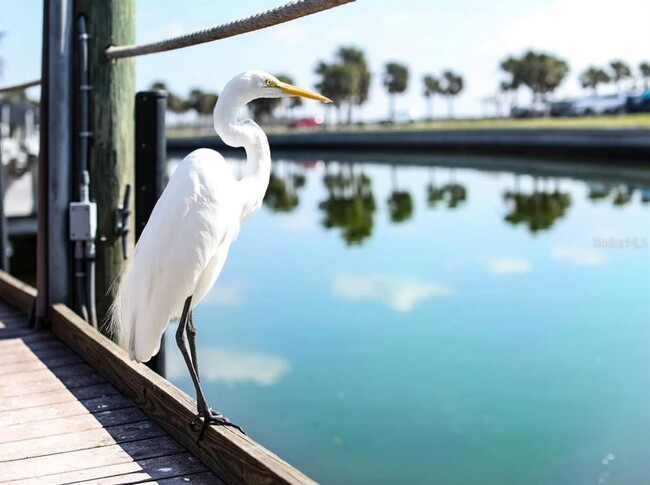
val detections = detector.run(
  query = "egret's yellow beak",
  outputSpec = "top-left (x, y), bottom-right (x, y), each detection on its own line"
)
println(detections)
top-left (277, 81), bottom-right (332, 104)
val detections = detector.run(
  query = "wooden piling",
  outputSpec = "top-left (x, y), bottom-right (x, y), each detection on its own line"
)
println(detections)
top-left (75, 0), bottom-right (135, 325)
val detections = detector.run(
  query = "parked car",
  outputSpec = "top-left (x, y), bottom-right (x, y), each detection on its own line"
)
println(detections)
top-left (511, 101), bottom-right (550, 118)
top-left (625, 90), bottom-right (650, 113)
top-left (289, 115), bottom-right (324, 129)
top-left (569, 94), bottom-right (627, 116)
top-left (549, 100), bottom-right (574, 117)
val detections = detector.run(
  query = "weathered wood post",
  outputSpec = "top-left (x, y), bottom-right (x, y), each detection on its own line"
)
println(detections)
top-left (74, 0), bottom-right (135, 327)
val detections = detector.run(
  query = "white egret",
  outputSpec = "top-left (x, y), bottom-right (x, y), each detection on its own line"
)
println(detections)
top-left (110, 71), bottom-right (331, 439)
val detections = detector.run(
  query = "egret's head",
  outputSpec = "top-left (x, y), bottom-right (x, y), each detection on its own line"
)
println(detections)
top-left (227, 70), bottom-right (332, 104)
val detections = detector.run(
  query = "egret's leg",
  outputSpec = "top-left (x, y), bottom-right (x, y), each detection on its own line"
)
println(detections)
top-left (175, 296), bottom-right (245, 441)
top-left (187, 310), bottom-right (199, 382)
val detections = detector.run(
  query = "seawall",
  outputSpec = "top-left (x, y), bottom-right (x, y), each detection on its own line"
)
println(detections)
top-left (168, 128), bottom-right (650, 162)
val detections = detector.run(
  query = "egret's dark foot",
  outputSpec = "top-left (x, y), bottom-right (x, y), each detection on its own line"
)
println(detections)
top-left (191, 408), bottom-right (246, 442)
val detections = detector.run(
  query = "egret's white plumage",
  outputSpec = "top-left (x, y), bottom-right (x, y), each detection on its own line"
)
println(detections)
top-left (109, 70), bottom-right (331, 363)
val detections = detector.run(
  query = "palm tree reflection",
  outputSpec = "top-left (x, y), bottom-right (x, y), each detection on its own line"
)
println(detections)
top-left (387, 165), bottom-right (414, 223)
top-left (263, 163), bottom-right (309, 213)
top-left (319, 163), bottom-right (376, 245)
top-left (612, 185), bottom-right (633, 206)
top-left (587, 182), bottom-right (612, 202)
top-left (503, 177), bottom-right (571, 233)
top-left (426, 168), bottom-right (467, 210)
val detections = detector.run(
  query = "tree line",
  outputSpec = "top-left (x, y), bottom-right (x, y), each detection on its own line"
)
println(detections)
top-left (499, 51), bottom-right (650, 109)
top-left (315, 46), bottom-right (464, 122)
top-left (149, 47), bottom-right (650, 124)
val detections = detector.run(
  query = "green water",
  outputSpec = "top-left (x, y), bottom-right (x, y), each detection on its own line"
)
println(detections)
top-left (164, 153), bottom-right (650, 485)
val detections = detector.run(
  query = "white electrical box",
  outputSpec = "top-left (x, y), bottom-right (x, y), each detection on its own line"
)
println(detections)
top-left (69, 201), bottom-right (97, 241)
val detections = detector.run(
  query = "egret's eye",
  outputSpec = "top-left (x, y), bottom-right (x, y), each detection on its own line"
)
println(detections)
top-left (265, 79), bottom-right (276, 87)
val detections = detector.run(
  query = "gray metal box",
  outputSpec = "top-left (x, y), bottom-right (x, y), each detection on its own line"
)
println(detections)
top-left (69, 201), bottom-right (97, 241)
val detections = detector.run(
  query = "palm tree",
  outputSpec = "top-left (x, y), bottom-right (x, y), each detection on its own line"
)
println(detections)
top-left (315, 62), bottom-right (355, 124)
top-left (580, 67), bottom-right (610, 94)
top-left (384, 62), bottom-right (409, 122)
top-left (441, 70), bottom-right (464, 119)
top-left (609, 60), bottom-right (631, 93)
top-left (520, 51), bottom-right (569, 103)
top-left (423, 75), bottom-right (441, 120)
top-left (336, 47), bottom-right (371, 124)
top-left (500, 56), bottom-right (523, 111)
top-left (639, 62), bottom-right (650, 90)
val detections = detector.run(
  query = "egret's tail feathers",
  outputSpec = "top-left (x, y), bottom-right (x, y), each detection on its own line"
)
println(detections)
top-left (107, 261), bottom-right (136, 360)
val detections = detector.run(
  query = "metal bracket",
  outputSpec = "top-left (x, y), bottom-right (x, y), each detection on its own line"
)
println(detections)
top-left (115, 184), bottom-right (132, 259)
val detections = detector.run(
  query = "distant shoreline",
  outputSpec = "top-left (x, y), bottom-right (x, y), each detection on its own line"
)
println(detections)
top-left (168, 126), bottom-right (650, 162)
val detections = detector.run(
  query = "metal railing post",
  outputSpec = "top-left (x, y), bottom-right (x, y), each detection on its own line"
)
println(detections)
top-left (135, 90), bottom-right (167, 374)
top-left (36, 0), bottom-right (74, 327)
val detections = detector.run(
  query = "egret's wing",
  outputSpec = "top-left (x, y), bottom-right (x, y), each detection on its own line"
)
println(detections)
top-left (112, 149), bottom-right (239, 362)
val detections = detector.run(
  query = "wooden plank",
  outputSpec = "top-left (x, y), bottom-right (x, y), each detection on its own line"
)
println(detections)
top-left (154, 471), bottom-right (224, 484)
top-left (1, 341), bottom-right (68, 362)
top-left (52, 304), bottom-right (316, 485)
top-left (0, 353), bottom-right (81, 375)
top-left (0, 332), bottom-right (53, 347)
top-left (0, 420), bottom-right (166, 462)
top-left (13, 453), bottom-right (212, 485)
top-left (0, 406), bottom-right (147, 443)
top-left (0, 362), bottom-right (93, 385)
top-left (0, 382), bottom-right (120, 412)
top-left (0, 315), bottom-right (28, 324)
top-left (0, 368), bottom-right (105, 397)
top-left (0, 269), bottom-right (37, 313)
top-left (0, 435), bottom-right (185, 481)
top-left (0, 392), bottom-right (132, 426)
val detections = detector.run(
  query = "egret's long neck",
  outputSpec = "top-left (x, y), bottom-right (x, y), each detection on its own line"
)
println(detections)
top-left (214, 94), bottom-right (271, 217)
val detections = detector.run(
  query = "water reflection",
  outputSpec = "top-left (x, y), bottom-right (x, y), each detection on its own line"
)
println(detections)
top-left (387, 165), bottom-right (414, 223)
top-left (426, 168), bottom-right (468, 210)
top-left (263, 165), bottom-right (308, 213)
top-left (319, 163), bottom-right (376, 245)
top-left (503, 178), bottom-right (572, 233)
top-left (167, 153), bottom-right (650, 248)
top-left (332, 273), bottom-right (452, 311)
top-left (612, 185), bottom-right (633, 206)
top-left (163, 152), bottom-right (650, 485)
top-left (166, 337), bottom-right (290, 387)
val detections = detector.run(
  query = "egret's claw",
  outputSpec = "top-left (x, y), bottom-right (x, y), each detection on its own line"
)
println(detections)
top-left (193, 408), bottom-right (246, 443)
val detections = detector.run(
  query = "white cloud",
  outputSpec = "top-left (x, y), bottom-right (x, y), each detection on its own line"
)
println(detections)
top-left (167, 347), bottom-right (290, 387)
top-left (551, 245), bottom-right (607, 266)
top-left (332, 274), bottom-right (452, 312)
top-left (204, 280), bottom-right (247, 307)
top-left (485, 257), bottom-right (531, 275)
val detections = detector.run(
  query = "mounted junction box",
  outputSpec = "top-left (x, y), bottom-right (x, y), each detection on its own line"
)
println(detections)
top-left (69, 201), bottom-right (97, 241)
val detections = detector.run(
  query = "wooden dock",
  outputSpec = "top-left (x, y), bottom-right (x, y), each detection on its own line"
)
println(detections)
top-left (0, 271), bottom-right (315, 484)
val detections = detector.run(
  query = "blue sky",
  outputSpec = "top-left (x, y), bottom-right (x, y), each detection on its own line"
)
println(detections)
top-left (1, 0), bottom-right (649, 120)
